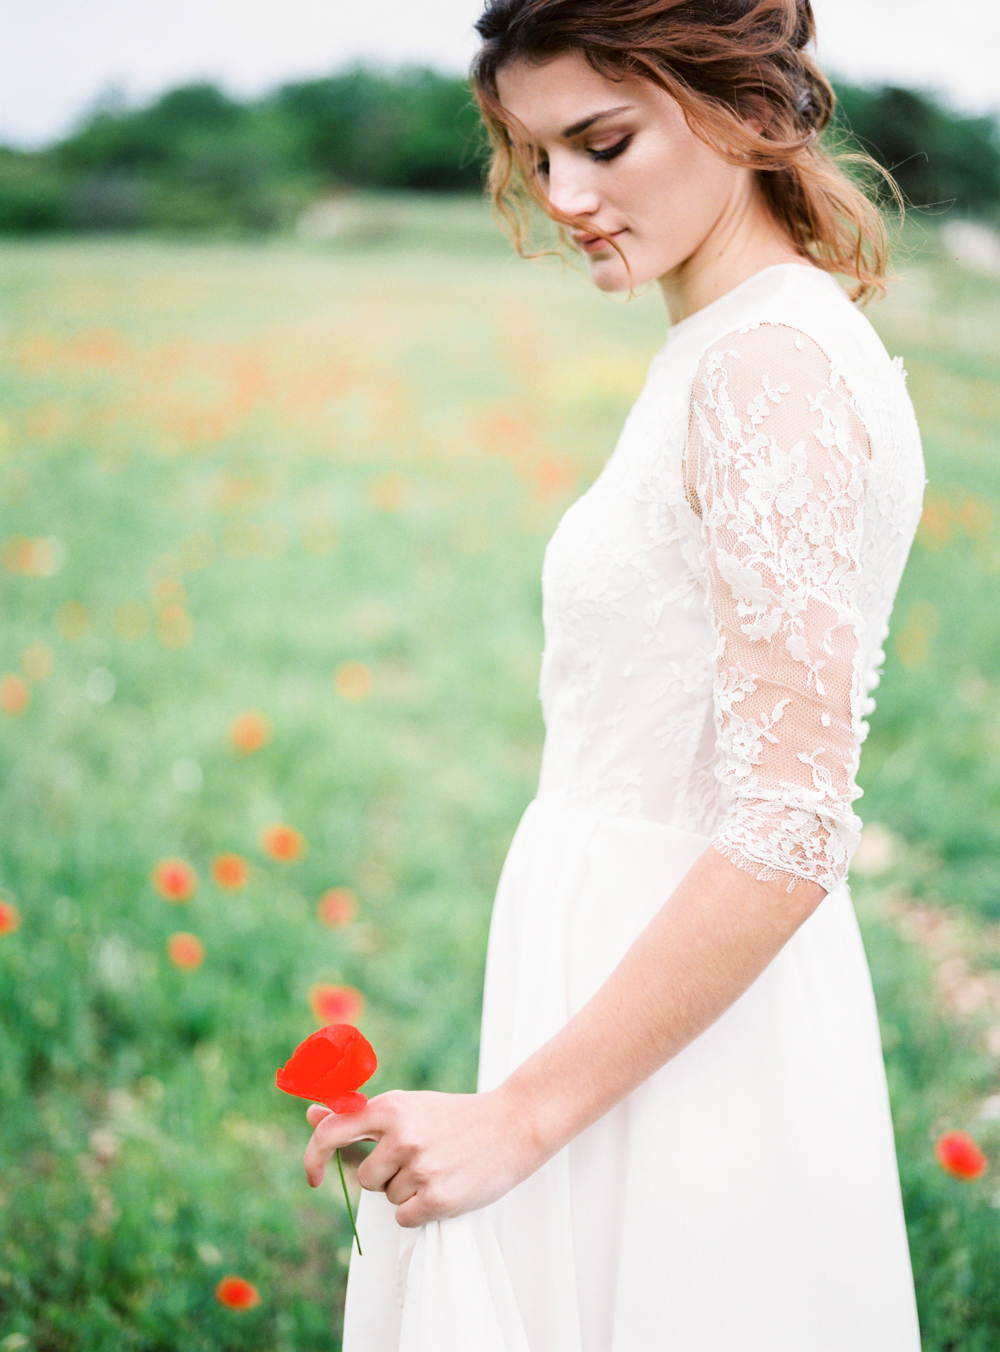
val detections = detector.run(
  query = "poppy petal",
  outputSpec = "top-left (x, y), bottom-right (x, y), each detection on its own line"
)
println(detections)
top-left (324, 1091), bottom-right (368, 1113)
top-left (275, 1024), bottom-right (377, 1106)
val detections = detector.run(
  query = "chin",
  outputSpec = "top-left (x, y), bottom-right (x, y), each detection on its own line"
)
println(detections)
top-left (585, 255), bottom-right (634, 294)
top-left (585, 241), bottom-right (664, 294)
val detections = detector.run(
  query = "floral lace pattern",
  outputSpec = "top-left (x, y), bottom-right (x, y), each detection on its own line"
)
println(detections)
top-left (535, 266), bottom-right (925, 894)
top-left (686, 326), bottom-right (871, 890)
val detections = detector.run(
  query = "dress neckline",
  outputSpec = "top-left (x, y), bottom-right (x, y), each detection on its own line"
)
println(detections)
top-left (664, 262), bottom-right (840, 346)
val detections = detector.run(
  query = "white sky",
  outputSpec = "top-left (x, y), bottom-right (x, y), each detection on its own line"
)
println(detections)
top-left (0, 0), bottom-right (996, 149)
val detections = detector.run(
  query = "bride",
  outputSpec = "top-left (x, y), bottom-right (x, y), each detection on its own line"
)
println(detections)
top-left (305, 2), bottom-right (925, 1347)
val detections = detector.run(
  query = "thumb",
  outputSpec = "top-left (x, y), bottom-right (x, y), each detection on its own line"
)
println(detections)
top-left (306, 1104), bottom-right (333, 1127)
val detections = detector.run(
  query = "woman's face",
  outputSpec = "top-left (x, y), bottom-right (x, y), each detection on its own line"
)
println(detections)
top-left (495, 50), bottom-right (749, 293)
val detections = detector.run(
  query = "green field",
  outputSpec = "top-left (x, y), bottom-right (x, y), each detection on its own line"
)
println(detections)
top-left (2, 198), bottom-right (1000, 1349)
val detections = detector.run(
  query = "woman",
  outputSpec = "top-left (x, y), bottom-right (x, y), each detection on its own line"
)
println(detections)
top-left (306, 2), bottom-right (925, 1347)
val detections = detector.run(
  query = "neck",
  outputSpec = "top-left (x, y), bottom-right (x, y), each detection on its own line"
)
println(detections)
top-left (658, 171), bottom-right (812, 327)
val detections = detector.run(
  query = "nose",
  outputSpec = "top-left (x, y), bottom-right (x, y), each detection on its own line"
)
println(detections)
top-left (544, 152), bottom-right (601, 222)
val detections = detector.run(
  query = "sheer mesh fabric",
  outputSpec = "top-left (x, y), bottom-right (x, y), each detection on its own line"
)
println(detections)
top-left (684, 324), bottom-right (872, 893)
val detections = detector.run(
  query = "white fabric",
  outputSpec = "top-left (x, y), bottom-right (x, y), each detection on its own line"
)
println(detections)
top-left (343, 264), bottom-right (925, 1351)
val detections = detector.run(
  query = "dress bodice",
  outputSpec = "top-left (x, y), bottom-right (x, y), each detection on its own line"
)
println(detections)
top-left (536, 263), bottom-right (925, 891)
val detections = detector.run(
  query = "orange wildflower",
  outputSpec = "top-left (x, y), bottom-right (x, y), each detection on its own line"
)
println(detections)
top-left (229, 710), bottom-right (271, 754)
top-left (370, 473), bottom-right (411, 512)
top-left (152, 858), bottom-right (197, 902)
top-left (157, 605), bottom-right (194, 649)
top-left (960, 496), bottom-right (994, 538)
top-left (309, 983), bottom-right (364, 1025)
top-left (1, 536), bottom-right (33, 574)
top-left (22, 642), bottom-right (54, 682)
top-left (318, 888), bottom-right (357, 928)
top-left (215, 1275), bottom-right (261, 1310)
top-left (533, 456), bottom-right (577, 499)
top-left (0, 675), bottom-right (30, 715)
top-left (167, 933), bottom-right (205, 970)
top-left (1, 536), bottom-right (63, 576)
top-left (212, 853), bottom-right (250, 889)
top-left (261, 824), bottom-right (306, 862)
top-left (55, 601), bottom-right (89, 641)
top-left (115, 600), bottom-right (149, 640)
top-left (334, 661), bottom-right (373, 702)
top-left (152, 577), bottom-right (185, 607)
top-left (917, 495), bottom-right (954, 549)
top-left (0, 900), bottom-right (21, 935)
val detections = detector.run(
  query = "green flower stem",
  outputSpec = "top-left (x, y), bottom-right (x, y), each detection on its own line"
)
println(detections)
top-left (337, 1148), bottom-right (362, 1257)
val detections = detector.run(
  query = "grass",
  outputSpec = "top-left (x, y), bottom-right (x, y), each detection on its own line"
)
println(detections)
top-left (1, 197), bottom-right (1000, 1348)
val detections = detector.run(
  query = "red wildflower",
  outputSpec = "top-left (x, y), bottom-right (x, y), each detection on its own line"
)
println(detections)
top-left (309, 983), bottom-right (364, 1026)
top-left (229, 710), bottom-right (271, 754)
top-left (0, 900), bottom-right (21, 935)
top-left (167, 933), bottom-right (205, 970)
top-left (936, 1131), bottom-right (988, 1180)
top-left (317, 887), bottom-right (357, 927)
top-left (152, 858), bottom-right (197, 902)
top-left (275, 1022), bottom-right (377, 1113)
top-left (212, 853), bottom-right (250, 889)
top-left (261, 824), bottom-right (305, 862)
top-left (215, 1275), bottom-right (261, 1310)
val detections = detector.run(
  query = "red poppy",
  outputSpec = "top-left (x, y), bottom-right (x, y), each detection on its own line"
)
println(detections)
top-left (215, 1275), bottom-right (261, 1309)
top-left (152, 858), bottom-right (197, 902)
top-left (309, 983), bottom-right (363, 1026)
top-left (0, 900), bottom-right (21, 935)
top-left (317, 887), bottom-right (357, 927)
top-left (935, 1130), bottom-right (988, 1180)
top-left (276, 1022), bottom-right (377, 1113)
top-left (261, 824), bottom-right (305, 862)
top-left (212, 853), bottom-right (250, 889)
top-left (167, 933), bottom-right (205, 970)
top-left (229, 710), bottom-right (271, 754)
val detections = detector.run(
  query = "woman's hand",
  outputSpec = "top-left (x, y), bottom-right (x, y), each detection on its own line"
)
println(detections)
top-left (302, 1086), bottom-right (543, 1228)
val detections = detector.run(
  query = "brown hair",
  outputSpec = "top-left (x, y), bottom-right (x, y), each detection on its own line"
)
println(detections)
top-left (471, 0), bottom-right (900, 301)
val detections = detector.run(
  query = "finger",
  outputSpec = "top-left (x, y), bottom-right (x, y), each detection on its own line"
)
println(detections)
top-left (384, 1171), bottom-right (418, 1207)
top-left (306, 1104), bottom-right (333, 1127)
top-left (395, 1189), bottom-right (444, 1229)
top-left (303, 1108), bottom-right (380, 1188)
top-left (356, 1137), bottom-right (409, 1193)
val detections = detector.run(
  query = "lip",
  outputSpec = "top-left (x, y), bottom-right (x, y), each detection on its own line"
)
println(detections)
top-left (572, 228), bottom-right (625, 254)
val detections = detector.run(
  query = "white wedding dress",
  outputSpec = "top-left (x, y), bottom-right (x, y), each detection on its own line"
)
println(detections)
top-left (343, 262), bottom-right (925, 1351)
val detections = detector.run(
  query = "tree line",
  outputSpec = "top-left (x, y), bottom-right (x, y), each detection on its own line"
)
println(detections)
top-left (1, 65), bottom-right (997, 234)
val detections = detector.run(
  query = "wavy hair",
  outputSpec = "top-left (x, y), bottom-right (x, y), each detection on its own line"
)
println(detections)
top-left (471, 0), bottom-right (901, 301)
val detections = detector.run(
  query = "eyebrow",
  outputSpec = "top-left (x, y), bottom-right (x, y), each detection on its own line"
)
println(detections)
top-left (560, 105), bottom-right (634, 138)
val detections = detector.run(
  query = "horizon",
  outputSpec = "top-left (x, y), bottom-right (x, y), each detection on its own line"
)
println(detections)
top-left (0, 0), bottom-right (997, 152)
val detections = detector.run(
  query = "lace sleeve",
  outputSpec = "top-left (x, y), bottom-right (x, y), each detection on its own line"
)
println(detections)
top-left (684, 324), bottom-right (871, 893)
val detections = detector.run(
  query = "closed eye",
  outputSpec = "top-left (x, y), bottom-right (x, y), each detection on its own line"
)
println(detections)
top-left (590, 135), bottom-right (632, 163)
top-left (533, 132), bottom-right (632, 179)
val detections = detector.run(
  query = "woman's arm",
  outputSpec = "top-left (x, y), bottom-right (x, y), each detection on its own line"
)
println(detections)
top-left (302, 851), bottom-right (822, 1227)
top-left (304, 323), bottom-right (869, 1226)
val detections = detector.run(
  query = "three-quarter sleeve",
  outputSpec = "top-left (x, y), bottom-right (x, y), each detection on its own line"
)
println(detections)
top-left (684, 324), bottom-right (871, 893)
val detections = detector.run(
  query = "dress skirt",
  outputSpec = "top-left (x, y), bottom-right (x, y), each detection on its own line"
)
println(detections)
top-left (342, 797), bottom-right (922, 1351)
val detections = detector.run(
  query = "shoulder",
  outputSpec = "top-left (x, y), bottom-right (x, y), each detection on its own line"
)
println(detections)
top-left (674, 265), bottom-right (899, 400)
top-left (692, 322), bottom-right (840, 398)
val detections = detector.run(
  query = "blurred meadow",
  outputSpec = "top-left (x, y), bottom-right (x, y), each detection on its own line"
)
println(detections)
top-left (2, 196), bottom-right (1000, 1349)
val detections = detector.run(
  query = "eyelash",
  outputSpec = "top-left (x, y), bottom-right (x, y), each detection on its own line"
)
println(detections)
top-left (534, 134), bottom-right (633, 178)
top-left (589, 134), bottom-right (633, 163)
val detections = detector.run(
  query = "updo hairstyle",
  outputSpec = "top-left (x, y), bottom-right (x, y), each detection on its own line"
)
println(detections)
top-left (472, 0), bottom-right (900, 300)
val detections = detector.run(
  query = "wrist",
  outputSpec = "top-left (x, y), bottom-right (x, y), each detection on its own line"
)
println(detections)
top-left (492, 1066), bottom-right (578, 1169)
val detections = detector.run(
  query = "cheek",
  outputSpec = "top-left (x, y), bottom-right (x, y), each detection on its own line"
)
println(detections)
top-left (617, 133), bottom-right (736, 271)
